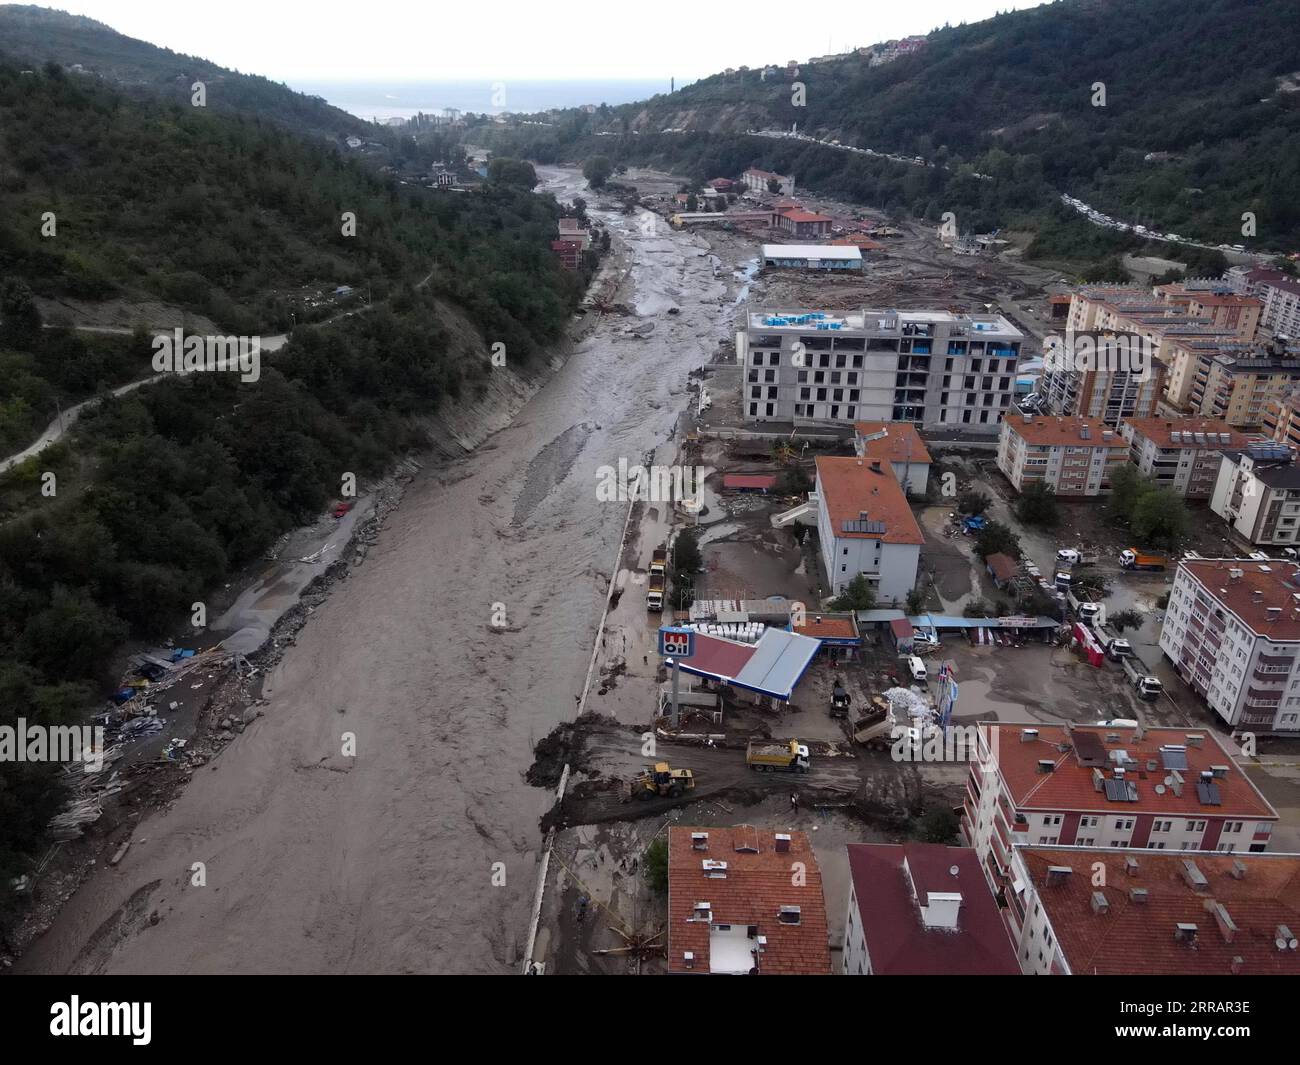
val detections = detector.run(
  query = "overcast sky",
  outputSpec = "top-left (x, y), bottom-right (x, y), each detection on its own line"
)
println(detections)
top-left (51, 0), bottom-right (1051, 81)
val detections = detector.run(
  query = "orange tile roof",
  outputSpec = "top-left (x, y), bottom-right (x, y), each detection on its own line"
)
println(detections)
top-left (1189, 294), bottom-right (1262, 308)
top-left (1121, 417), bottom-right (1244, 450)
top-left (815, 456), bottom-right (925, 545)
top-left (1019, 848), bottom-right (1300, 975)
top-left (668, 826), bottom-right (832, 975)
top-left (794, 614), bottom-right (859, 640)
top-left (985, 552), bottom-right (1018, 582)
top-left (1181, 559), bottom-right (1300, 640)
top-left (984, 723), bottom-right (1277, 820)
top-left (854, 421), bottom-right (933, 465)
top-left (779, 209), bottom-right (833, 223)
top-left (1002, 414), bottom-right (1124, 449)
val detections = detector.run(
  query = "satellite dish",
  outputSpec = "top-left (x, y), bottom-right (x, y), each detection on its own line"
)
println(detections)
top-left (949, 865), bottom-right (960, 877)
top-left (1163, 775), bottom-right (1174, 787)
top-left (1154, 784), bottom-right (1166, 794)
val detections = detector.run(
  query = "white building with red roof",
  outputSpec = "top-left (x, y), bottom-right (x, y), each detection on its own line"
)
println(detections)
top-left (814, 455), bottom-right (924, 602)
top-left (963, 722), bottom-right (1278, 895)
top-left (1007, 846), bottom-right (1300, 975)
top-left (1160, 557), bottom-right (1300, 734)
top-left (843, 843), bottom-right (1019, 975)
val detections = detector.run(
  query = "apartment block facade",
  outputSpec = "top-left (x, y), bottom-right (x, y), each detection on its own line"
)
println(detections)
top-left (1119, 417), bottom-right (1245, 498)
top-left (1209, 444), bottom-right (1300, 546)
top-left (996, 413), bottom-right (1126, 496)
top-left (741, 308), bottom-right (1023, 432)
top-left (1160, 558), bottom-right (1300, 734)
top-left (963, 723), bottom-right (1279, 897)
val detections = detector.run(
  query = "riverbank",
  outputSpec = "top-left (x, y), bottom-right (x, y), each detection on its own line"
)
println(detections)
top-left (9, 164), bottom-right (736, 974)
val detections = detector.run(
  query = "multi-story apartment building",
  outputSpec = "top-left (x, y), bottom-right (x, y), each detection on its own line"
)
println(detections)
top-left (842, 843), bottom-right (1018, 975)
top-left (814, 456), bottom-right (923, 601)
top-left (1037, 355), bottom-right (1168, 425)
top-left (1119, 417), bottom-right (1246, 498)
top-left (1191, 341), bottom-right (1300, 428)
top-left (963, 723), bottom-right (1279, 895)
top-left (1006, 847), bottom-right (1300, 975)
top-left (996, 413), bottom-right (1126, 496)
top-left (1259, 275), bottom-right (1300, 339)
top-left (1186, 293), bottom-right (1262, 340)
top-left (1209, 444), bottom-right (1300, 547)
top-left (1161, 558), bottom-right (1300, 734)
top-left (1264, 390), bottom-right (1300, 450)
top-left (741, 168), bottom-right (795, 197)
top-left (741, 308), bottom-right (1023, 432)
top-left (1060, 286), bottom-right (1242, 416)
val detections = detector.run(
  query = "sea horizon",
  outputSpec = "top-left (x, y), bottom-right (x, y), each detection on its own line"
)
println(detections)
top-left (289, 78), bottom-right (686, 122)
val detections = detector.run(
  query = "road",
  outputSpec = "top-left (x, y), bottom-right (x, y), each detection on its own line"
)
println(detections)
top-left (15, 166), bottom-right (743, 975)
top-left (0, 332), bottom-right (288, 476)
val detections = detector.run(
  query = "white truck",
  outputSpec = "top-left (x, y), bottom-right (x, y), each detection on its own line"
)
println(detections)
top-left (1121, 656), bottom-right (1163, 701)
top-left (1067, 588), bottom-right (1105, 625)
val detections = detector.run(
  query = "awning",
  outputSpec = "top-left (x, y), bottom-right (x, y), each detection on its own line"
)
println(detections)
top-left (674, 628), bottom-right (822, 701)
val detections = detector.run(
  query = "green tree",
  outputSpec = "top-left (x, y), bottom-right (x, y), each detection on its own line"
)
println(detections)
top-left (486, 157), bottom-right (538, 188)
top-left (670, 529), bottom-right (702, 609)
top-left (906, 587), bottom-right (926, 614)
top-left (1015, 481), bottom-right (1059, 527)
top-left (1131, 486), bottom-right (1191, 551)
top-left (1109, 609), bottom-right (1144, 633)
top-left (973, 520), bottom-right (1020, 561)
top-left (830, 574), bottom-right (876, 611)
top-left (957, 488), bottom-right (990, 516)
top-left (1107, 464), bottom-right (1143, 525)
top-left (917, 805), bottom-right (959, 843)
top-left (583, 155), bottom-right (613, 188)
top-left (643, 837), bottom-right (669, 895)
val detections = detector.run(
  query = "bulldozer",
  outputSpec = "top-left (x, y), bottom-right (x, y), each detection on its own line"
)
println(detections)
top-left (629, 762), bottom-right (695, 801)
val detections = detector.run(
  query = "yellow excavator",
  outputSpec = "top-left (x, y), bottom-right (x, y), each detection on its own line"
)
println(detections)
top-left (630, 762), bottom-right (695, 801)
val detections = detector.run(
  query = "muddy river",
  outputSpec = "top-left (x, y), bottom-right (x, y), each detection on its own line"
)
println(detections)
top-left (17, 167), bottom-right (741, 974)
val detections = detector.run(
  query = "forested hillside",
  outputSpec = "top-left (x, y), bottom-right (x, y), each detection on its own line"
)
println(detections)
top-left (478, 0), bottom-right (1300, 249)
top-left (0, 57), bottom-right (586, 898)
top-left (0, 4), bottom-right (366, 138)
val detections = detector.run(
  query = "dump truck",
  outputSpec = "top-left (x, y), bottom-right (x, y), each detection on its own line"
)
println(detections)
top-left (646, 547), bottom-right (667, 612)
top-left (746, 739), bottom-right (810, 773)
top-left (1121, 656), bottom-right (1164, 701)
top-left (830, 681), bottom-right (851, 718)
top-left (1067, 589), bottom-right (1105, 625)
top-left (629, 762), bottom-right (695, 800)
top-left (853, 710), bottom-right (897, 751)
top-left (1119, 548), bottom-right (1167, 571)
top-left (1056, 547), bottom-right (1098, 567)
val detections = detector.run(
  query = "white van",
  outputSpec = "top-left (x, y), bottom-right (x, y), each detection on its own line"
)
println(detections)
top-left (907, 656), bottom-right (928, 683)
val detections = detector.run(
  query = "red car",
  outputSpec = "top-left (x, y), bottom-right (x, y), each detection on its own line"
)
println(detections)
top-left (333, 501), bottom-right (354, 519)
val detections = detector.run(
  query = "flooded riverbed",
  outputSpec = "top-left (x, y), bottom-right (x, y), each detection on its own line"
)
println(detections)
top-left (17, 168), bottom-right (742, 974)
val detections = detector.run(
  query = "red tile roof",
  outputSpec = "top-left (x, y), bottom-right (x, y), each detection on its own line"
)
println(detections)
top-left (1180, 559), bottom-right (1300, 641)
top-left (668, 826), bottom-right (831, 974)
top-left (795, 614), bottom-right (858, 640)
top-left (986, 552), bottom-right (1018, 582)
top-left (854, 421), bottom-right (933, 465)
top-left (984, 723), bottom-right (1277, 820)
top-left (1019, 848), bottom-right (1300, 975)
top-left (779, 209), bottom-right (833, 224)
top-left (816, 456), bottom-right (925, 545)
top-left (1001, 414), bottom-right (1124, 449)
top-left (846, 843), bottom-right (1020, 975)
top-left (1121, 417), bottom-right (1244, 450)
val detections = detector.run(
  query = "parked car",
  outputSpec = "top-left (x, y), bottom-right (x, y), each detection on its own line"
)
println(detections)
top-left (907, 656), bottom-right (928, 683)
